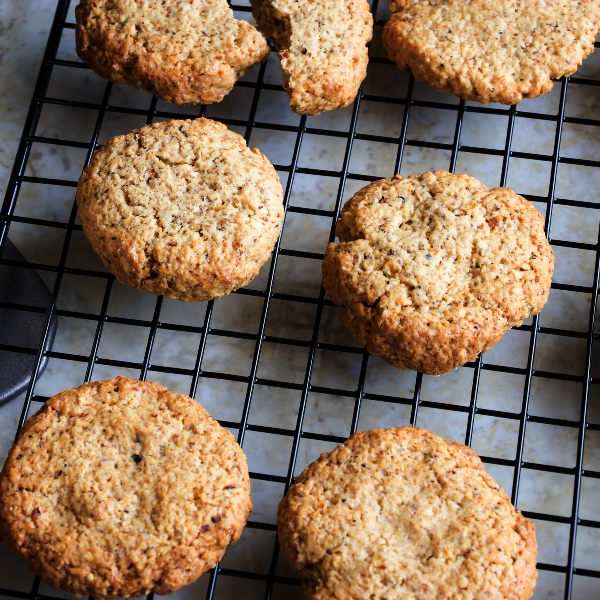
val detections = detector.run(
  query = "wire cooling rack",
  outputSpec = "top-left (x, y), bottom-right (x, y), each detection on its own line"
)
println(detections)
top-left (1, 1), bottom-right (600, 599)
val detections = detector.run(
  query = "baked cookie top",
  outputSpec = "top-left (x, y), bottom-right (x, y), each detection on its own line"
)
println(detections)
top-left (279, 427), bottom-right (537, 600)
top-left (383, 0), bottom-right (600, 104)
top-left (75, 0), bottom-right (269, 104)
top-left (0, 376), bottom-right (251, 598)
top-left (77, 118), bottom-right (283, 302)
top-left (323, 171), bottom-right (554, 374)
top-left (252, 0), bottom-right (372, 115)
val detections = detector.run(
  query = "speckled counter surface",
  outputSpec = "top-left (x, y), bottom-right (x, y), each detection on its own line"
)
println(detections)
top-left (1, 2), bottom-right (599, 600)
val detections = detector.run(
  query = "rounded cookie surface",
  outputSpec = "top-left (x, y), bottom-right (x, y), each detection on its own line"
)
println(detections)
top-left (77, 118), bottom-right (284, 301)
top-left (278, 427), bottom-right (537, 600)
top-left (383, 0), bottom-right (600, 104)
top-left (252, 0), bottom-right (373, 115)
top-left (75, 0), bottom-right (269, 105)
top-left (0, 376), bottom-right (252, 598)
top-left (322, 171), bottom-right (554, 374)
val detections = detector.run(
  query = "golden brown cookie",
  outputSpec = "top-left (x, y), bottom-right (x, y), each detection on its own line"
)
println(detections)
top-left (0, 376), bottom-right (252, 598)
top-left (322, 171), bottom-right (554, 374)
top-left (383, 0), bottom-right (600, 104)
top-left (75, 0), bottom-right (269, 105)
top-left (278, 427), bottom-right (537, 600)
top-left (77, 117), bottom-right (284, 301)
top-left (252, 0), bottom-right (373, 115)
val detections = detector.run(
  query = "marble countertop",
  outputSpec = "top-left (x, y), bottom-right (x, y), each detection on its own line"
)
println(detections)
top-left (1, 2), bottom-right (599, 599)
top-left (0, 0), bottom-right (55, 510)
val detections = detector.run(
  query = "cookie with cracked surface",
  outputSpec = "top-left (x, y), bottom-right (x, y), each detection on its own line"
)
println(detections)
top-left (251, 0), bottom-right (373, 115)
top-left (383, 0), bottom-right (600, 104)
top-left (75, 0), bottom-right (269, 105)
top-left (0, 376), bottom-right (252, 598)
top-left (278, 427), bottom-right (537, 600)
top-left (77, 117), bottom-right (284, 301)
top-left (322, 171), bottom-right (554, 374)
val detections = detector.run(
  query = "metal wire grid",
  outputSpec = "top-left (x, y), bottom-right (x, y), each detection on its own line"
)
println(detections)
top-left (0, 1), bottom-right (599, 598)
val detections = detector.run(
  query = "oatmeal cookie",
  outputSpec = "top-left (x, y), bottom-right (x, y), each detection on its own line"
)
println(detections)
top-left (252, 0), bottom-right (373, 114)
top-left (0, 376), bottom-right (252, 598)
top-left (383, 0), bottom-right (600, 104)
top-left (77, 117), bottom-right (284, 301)
top-left (322, 171), bottom-right (554, 374)
top-left (279, 427), bottom-right (537, 599)
top-left (76, 0), bottom-right (269, 104)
